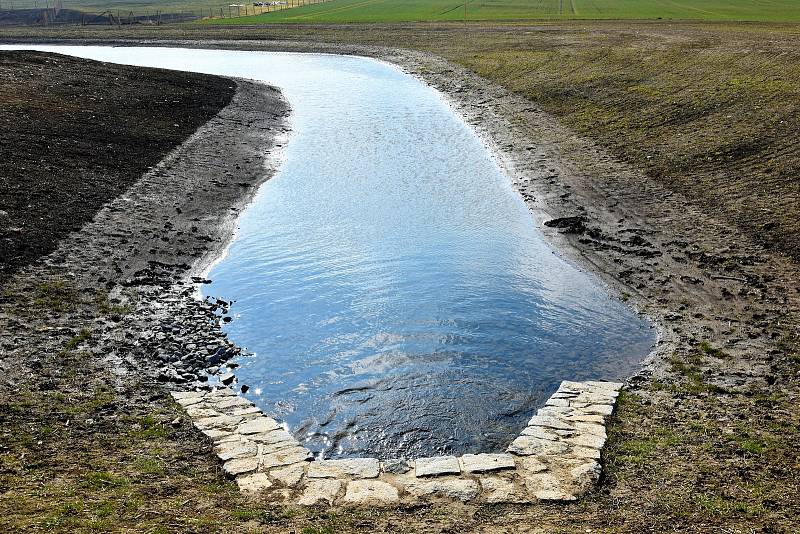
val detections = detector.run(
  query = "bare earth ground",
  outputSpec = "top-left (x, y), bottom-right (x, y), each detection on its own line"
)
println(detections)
top-left (1, 21), bottom-right (799, 533)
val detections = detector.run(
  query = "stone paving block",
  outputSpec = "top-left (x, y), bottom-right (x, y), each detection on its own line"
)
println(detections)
top-left (521, 426), bottom-right (563, 440)
top-left (582, 404), bottom-right (615, 416)
top-left (216, 441), bottom-right (258, 461)
top-left (237, 417), bottom-right (281, 435)
top-left (270, 463), bottom-right (305, 487)
top-left (236, 472), bottom-right (273, 493)
top-left (584, 380), bottom-right (623, 391)
top-left (261, 440), bottom-right (300, 455)
top-left (481, 476), bottom-right (528, 504)
top-left (516, 456), bottom-right (548, 474)
top-left (527, 415), bottom-right (575, 430)
top-left (260, 447), bottom-right (312, 469)
top-left (573, 422), bottom-right (607, 438)
top-left (565, 414), bottom-right (606, 424)
top-left (248, 428), bottom-right (297, 445)
top-left (405, 477), bottom-right (480, 502)
top-left (201, 428), bottom-right (233, 441)
top-left (415, 455), bottom-right (461, 477)
top-left (508, 435), bottom-right (569, 456)
top-left (572, 446), bottom-right (601, 459)
top-left (570, 461), bottom-right (601, 491)
top-left (567, 433), bottom-right (607, 450)
top-left (230, 406), bottom-right (262, 417)
top-left (214, 396), bottom-right (254, 410)
top-left (195, 414), bottom-right (241, 431)
top-left (523, 472), bottom-right (575, 501)
top-left (297, 479), bottom-right (341, 506)
top-left (460, 453), bottom-right (516, 473)
top-left (186, 406), bottom-right (221, 418)
top-left (223, 456), bottom-right (259, 477)
top-left (342, 480), bottom-right (400, 505)
top-left (308, 458), bottom-right (380, 479)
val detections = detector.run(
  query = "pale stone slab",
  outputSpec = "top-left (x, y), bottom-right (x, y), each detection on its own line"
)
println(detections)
top-left (523, 472), bottom-right (575, 501)
top-left (223, 456), bottom-right (259, 477)
top-left (186, 406), bottom-right (221, 419)
top-left (570, 461), bottom-right (601, 491)
top-left (481, 476), bottom-right (528, 504)
top-left (195, 415), bottom-right (242, 431)
top-left (270, 463), bottom-right (305, 487)
top-left (308, 458), bottom-right (380, 479)
top-left (415, 456), bottom-right (461, 477)
top-left (214, 396), bottom-right (254, 410)
top-left (572, 446), bottom-right (601, 459)
top-left (297, 479), bottom-right (341, 506)
top-left (171, 391), bottom-right (204, 401)
top-left (216, 441), bottom-right (258, 461)
top-left (516, 456), bottom-right (548, 474)
top-left (207, 387), bottom-right (237, 397)
top-left (537, 406), bottom-right (574, 416)
top-left (230, 406), bottom-right (262, 417)
top-left (565, 414), bottom-right (605, 424)
top-left (215, 433), bottom-right (241, 444)
top-left (260, 440), bottom-right (300, 455)
top-left (584, 380), bottom-right (623, 391)
top-left (508, 436), bottom-right (569, 456)
top-left (566, 433), bottom-right (607, 450)
top-left (527, 415), bottom-right (574, 430)
top-left (342, 480), bottom-right (400, 505)
top-left (236, 472), bottom-right (273, 493)
top-left (201, 428), bottom-right (233, 441)
top-left (405, 478), bottom-right (479, 502)
top-left (545, 398), bottom-right (570, 407)
top-left (582, 404), bottom-right (614, 416)
top-left (574, 392), bottom-right (617, 405)
top-left (260, 447), bottom-right (312, 469)
top-left (573, 422), bottom-right (607, 438)
top-left (521, 426), bottom-right (563, 440)
top-left (237, 417), bottom-right (281, 435)
top-left (460, 453), bottom-right (515, 473)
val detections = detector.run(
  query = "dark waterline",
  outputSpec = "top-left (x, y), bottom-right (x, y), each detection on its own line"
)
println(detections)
top-left (3, 46), bottom-right (655, 459)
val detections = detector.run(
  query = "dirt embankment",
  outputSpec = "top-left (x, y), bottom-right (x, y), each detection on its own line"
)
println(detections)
top-left (0, 50), bottom-right (234, 283)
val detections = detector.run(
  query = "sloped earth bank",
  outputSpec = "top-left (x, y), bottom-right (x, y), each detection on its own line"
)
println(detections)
top-left (0, 41), bottom-right (798, 532)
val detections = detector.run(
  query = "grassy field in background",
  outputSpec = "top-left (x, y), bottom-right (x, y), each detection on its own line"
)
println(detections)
top-left (202, 0), bottom-right (800, 24)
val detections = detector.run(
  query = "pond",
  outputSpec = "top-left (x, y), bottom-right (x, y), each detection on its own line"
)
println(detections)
top-left (4, 46), bottom-right (654, 459)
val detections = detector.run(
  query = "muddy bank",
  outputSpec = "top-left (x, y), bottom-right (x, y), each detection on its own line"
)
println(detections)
top-left (0, 50), bottom-right (236, 284)
top-left (0, 40), bottom-right (798, 532)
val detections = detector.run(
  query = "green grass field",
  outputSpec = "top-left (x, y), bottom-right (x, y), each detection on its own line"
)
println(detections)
top-left (203, 0), bottom-right (800, 24)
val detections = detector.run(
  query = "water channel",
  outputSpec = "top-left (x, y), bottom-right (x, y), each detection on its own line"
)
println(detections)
top-left (4, 46), bottom-right (654, 458)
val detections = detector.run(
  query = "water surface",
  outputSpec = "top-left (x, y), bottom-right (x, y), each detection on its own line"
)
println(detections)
top-left (3, 46), bottom-right (654, 458)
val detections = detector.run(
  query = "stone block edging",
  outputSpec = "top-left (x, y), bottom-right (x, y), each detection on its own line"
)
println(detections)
top-left (172, 379), bottom-right (622, 505)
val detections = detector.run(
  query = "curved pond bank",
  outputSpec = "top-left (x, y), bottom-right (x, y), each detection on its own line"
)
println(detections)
top-left (4, 46), bottom-right (654, 459)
